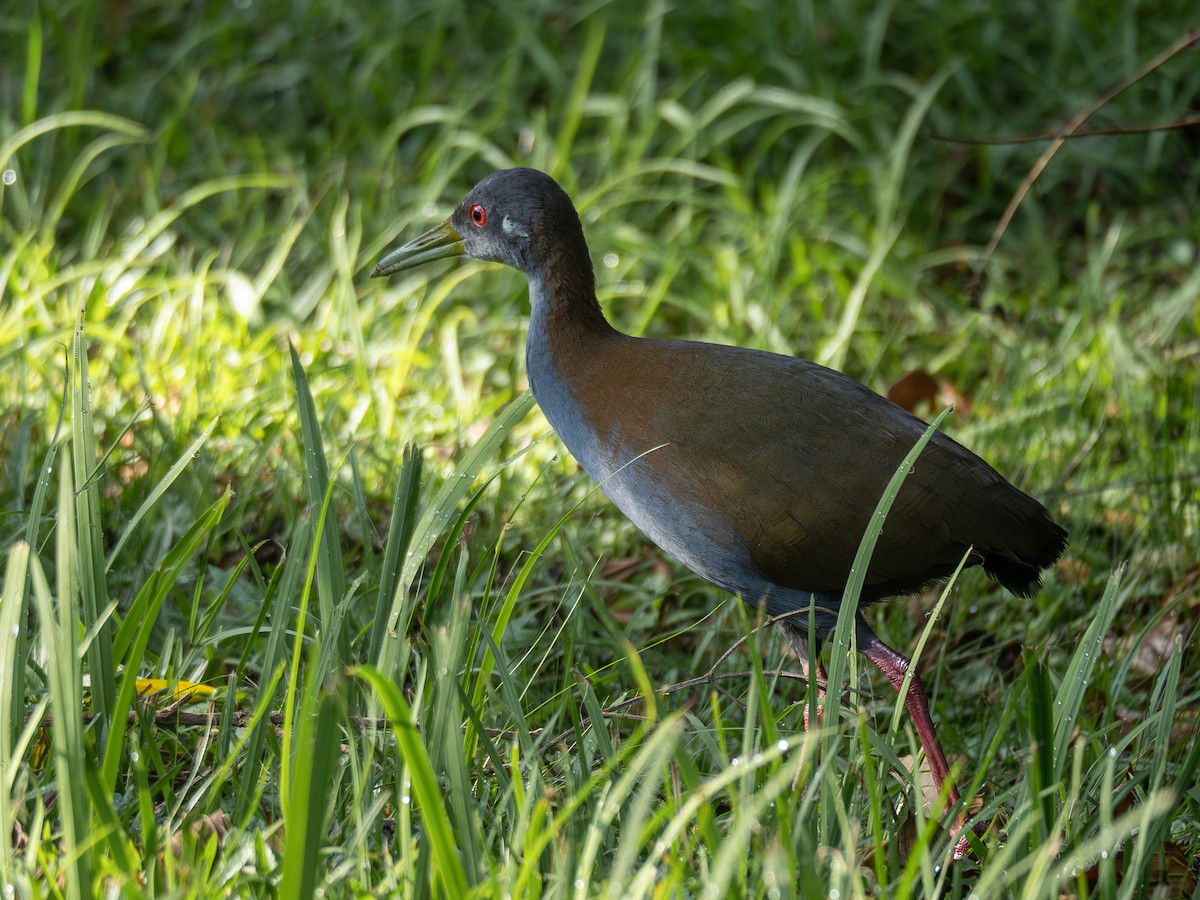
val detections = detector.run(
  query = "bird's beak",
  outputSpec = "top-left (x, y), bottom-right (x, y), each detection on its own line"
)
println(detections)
top-left (370, 219), bottom-right (464, 277)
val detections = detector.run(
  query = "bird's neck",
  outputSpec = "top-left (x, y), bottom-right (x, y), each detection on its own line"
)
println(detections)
top-left (525, 262), bottom-right (619, 404)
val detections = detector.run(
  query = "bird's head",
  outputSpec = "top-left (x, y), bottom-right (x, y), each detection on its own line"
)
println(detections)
top-left (371, 167), bottom-right (587, 280)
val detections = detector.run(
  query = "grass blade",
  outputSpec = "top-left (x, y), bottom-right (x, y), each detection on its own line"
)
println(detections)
top-left (102, 486), bottom-right (232, 790)
top-left (289, 342), bottom-right (348, 660)
top-left (1053, 564), bottom-right (1124, 778)
top-left (70, 305), bottom-right (116, 735)
top-left (353, 665), bottom-right (471, 897)
top-left (105, 414), bottom-right (220, 571)
top-left (0, 542), bottom-right (30, 889)
top-left (376, 391), bottom-right (535, 677)
top-left (821, 408), bottom-right (952, 846)
top-left (33, 473), bottom-right (91, 897)
top-left (279, 673), bottom-right (343, 900)
top-left (369, 443), bottom-right (422, 663)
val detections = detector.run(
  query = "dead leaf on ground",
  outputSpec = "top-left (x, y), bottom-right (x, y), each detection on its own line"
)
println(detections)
top-left (161, 811), bottom-right (230, 879)
top-left (896, 753), bottom-right (984, 821)
top-left (887, 369), bottom-right (974, 416)
top-left (1103, 612), bottom-right (1187, 678)
top-left (865, 756), bottom-right (988, 870)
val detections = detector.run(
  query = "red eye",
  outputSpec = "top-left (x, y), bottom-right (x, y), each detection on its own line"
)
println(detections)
top-left (469, 204), bottom-right (487, 227)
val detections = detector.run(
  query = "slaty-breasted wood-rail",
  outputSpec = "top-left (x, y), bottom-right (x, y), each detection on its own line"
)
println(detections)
top-left (372, 167), bottom-right (1068, 851)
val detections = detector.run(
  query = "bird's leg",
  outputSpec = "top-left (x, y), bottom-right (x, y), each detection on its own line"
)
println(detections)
top-left (780, 619), bottom-right (828, 792)
top-left (861, 637), bottom-right (972, 859)
top-left (797, 653), bottom-right (828, 732)
top-left (780, 620), bottom-right (826, 731)
top-left (861, 638), bottom-right (953, 789)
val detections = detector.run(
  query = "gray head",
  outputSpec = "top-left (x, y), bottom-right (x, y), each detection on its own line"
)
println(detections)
top-left (371, 168), bottom-right (592, 282)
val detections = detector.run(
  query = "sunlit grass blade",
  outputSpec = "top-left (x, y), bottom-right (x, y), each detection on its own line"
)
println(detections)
top-left (428, 589), bottom-right (483, 874)
top-left (0, 110), bottom-right (146, 172)
top-left (821, 409), bottom-right (951, 846)
top-left (31, 531), bottom-right (90, 897)
top-left (0, 542), bottom-right (29, 888)
top-left (233, 521), bottom-right (312, 827)
top-left (817, 69), bottom-right (952, 371)
top-left (103, 486), bottom-right (232, 790)
top-left (1052, 564), bottom-right (1125, 778)
top-left (279, 673), bottom-right (343, 900)
top-left (376, 391), bottom-right (536, 676)
top-left (289, 342), bottom-right (347, 659)
top-left (1043, 790), bottom-right (1177, 898)
top-left (281, 473), bottom-right (337, 816)
top-left (628, 732), bottom-right (807, 896)
top-left (105, 414), bottom-right (220, 570)
top-left (369, 443), bottom-right (422, 663)
top-left (573, 714), bottom-right (684, 896)
top-left (353, 665), bottom-right (471, 897)
top-left (70, 306), bottom-right (116, 734)
top-left (20, 352), bottom-right (66, 553)
top-left (1024, 647), bottom-right (1057, 850)
top-left (1121, 636), bottom-right (1192, 897)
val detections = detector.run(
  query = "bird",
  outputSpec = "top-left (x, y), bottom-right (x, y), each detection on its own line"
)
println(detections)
top-left (371, 167), bottom-right (1067, 849)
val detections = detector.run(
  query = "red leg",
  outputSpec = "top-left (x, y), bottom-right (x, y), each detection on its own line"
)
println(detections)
top-left (862, 637), bottom-right (971, 858)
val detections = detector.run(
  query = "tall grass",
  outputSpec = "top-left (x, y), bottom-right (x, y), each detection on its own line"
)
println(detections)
top-left (1, 0), bottom-right (1198, 896)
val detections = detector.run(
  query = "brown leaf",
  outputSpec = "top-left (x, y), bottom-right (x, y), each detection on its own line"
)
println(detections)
top-left (887, 369), bottom-right (974, 416)
top-left (887, 370), bottom-right (940, 414)
top-left (897, 753), bottom-right (983, 820)
top-left (1103, 612), bottom-right (1186, 678)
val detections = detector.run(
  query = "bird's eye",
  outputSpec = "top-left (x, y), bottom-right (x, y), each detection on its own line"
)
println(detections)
top-left (469, 204), bottom-right (487, 227)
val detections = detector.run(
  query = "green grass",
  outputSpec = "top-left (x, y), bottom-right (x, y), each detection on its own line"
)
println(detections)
top-left (2, 0), bottom-right (1199, 896)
